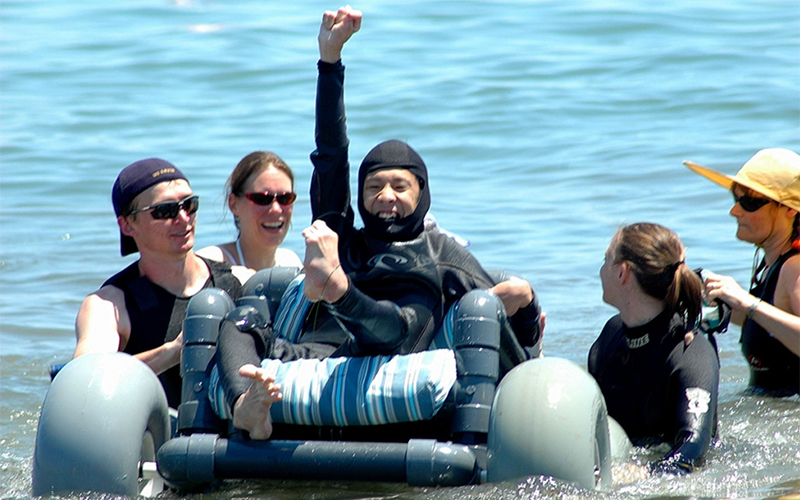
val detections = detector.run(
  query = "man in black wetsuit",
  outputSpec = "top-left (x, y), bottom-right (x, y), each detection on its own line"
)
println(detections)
top-left (218, 6), bottom-right (543, 440)
top-left (73, 158), bottom-right (251, 408)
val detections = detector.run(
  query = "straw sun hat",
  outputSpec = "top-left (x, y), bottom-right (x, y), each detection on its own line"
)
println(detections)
top-left (684, 148), bottom-right (800, 212)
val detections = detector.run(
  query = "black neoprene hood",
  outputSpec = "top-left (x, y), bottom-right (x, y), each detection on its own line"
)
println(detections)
top-left (357, 140), bottom-right (431, 242)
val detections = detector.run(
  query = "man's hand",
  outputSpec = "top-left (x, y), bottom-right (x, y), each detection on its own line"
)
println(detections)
top-left (302, 220), bottom-right (349, 303)
top-left (318, 5), bottom-right (363, 63)
top-left (490, 277), bottom-right (533, 316)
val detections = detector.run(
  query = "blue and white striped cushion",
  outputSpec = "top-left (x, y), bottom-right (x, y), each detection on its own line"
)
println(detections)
top-left (208, 349), bottom-right (456, 425)
top-left (272, 274), bottom-right (311, 343)
top-left (208, 365), bottom-right (231, 420)
top-left (429, 303), bottom-right (456, 351)
top-left (263, 349), bottom-right (456, 426)
top-left (207, 276), bottom-right (458, 425)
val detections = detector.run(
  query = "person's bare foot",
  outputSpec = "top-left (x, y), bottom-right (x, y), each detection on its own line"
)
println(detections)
top-left (232, 364), bottom-right (282, 440)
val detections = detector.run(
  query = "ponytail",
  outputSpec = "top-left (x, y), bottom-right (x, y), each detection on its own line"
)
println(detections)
top-left (614, 223), bottom-right (703, 329)
top-left (667, 262), bottom-right (704, 329)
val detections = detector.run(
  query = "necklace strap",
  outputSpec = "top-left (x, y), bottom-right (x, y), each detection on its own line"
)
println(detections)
top-left (236, 238), bottom-right (247, 268)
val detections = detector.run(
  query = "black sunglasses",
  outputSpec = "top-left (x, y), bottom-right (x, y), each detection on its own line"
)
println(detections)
top-left (129, 195), bottom-right (200, 220)
top-left (732, 192), bottom-right (772, 213)
top-left (244, 191), bottom-right (297, 206)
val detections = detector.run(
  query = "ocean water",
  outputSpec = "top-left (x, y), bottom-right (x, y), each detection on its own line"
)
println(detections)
top-left (1, 0), bottom-right (799, 498)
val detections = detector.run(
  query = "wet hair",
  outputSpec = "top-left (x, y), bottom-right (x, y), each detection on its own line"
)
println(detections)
top-left (227, 151), bottom-right (294, 197)
top-left (226, 151), bottom-right (294, 230)
top-left (611, 222), bottom-right (703, 328)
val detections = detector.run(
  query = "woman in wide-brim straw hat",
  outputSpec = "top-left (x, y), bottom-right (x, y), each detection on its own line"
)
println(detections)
top-left (685, 148), bottom-right (800, 397)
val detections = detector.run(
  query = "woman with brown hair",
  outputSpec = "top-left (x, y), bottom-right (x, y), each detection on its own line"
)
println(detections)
top-left (590, 222), bottom-right (719, 474)
top-left (685, 148), bottom-right (800, 396)
top-left (198, 151), bottom-right (301, 270)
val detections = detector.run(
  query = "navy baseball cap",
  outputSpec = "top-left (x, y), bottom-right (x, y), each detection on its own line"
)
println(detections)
top-left (112, 158), bottom-right (189, 256)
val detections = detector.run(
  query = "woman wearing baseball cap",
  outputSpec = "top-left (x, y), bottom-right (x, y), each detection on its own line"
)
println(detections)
top-left (685, 148), bottom-right (800, 396)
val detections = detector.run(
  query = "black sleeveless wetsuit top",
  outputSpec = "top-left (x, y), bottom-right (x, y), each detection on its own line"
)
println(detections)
top-left (103, 257), bottom-right (241, 408)
top-left (741, 250), bottom-right (800, 396)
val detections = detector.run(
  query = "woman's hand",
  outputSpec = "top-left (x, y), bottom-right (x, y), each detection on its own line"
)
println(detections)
top-left (703, 270), bottom-right (753, 312)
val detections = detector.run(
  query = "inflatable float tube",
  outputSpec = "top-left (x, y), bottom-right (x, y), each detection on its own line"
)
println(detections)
top-left (32, 270), bottom-right (631, 495)
top-left (32, 352), bottom-right (171, 497)
top-left (487, 357), bottom-right (616, 488)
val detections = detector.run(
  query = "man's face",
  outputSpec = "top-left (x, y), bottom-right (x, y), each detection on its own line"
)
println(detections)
top-left (362, 168), bottom-right (420, 222)
top-left (121, 179), bottom-right (197, 257)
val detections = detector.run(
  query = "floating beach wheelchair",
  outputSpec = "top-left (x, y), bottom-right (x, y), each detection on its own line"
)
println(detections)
top-left (32, 267), bottom-right (628, 496)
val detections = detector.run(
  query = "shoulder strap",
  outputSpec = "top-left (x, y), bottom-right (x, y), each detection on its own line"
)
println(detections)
top-left (218, 245), bottom-right (239, 265)
top-left (235, 238), bottom-right (246, 267)
top-left (201, 256), bottom-right (241, 299)
top-left (102, 261), bottom-right (140, 289)
top-left (103, 261), bottom-right (160, 312)
top-left (760, 249), bottom-right (800, 302)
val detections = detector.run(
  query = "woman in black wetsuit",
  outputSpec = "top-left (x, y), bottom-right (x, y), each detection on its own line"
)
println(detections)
top-left (589, 223), bottom-right (719, 474)
top-left (685, 148), bottom-right (800, 397)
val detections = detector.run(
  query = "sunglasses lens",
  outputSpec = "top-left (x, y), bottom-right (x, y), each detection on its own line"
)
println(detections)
top-left (149, 196), bottom-right (199, 219)
top-left (740, 198), bottom-right (758, 212)
top-left (246, 192), bottom-right (296, 206)
top-left (151, 202), bottom-right (180, 219)
top-left (276, 193), bottom-right (297, 205)
top-left (734, 193), bottom-right (770, 212)
top-left (248, 193), bottom-right (273, 205)
top-left (184, 196), bottom-right (200, 215)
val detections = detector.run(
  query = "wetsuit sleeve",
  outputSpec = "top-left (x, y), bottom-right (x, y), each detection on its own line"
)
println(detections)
top-left (310, 60), bottom-right (355, 238)
top-left (325, 276), bottom-right (439, 355)
top-left (440, 242), bottom-right (541, 349)
top-left (653, 337), bottom-right (719, 474)
top-left (587, 318), bottom-right (617, 379)
top-left (507, 294), bottom-right (542, 348)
